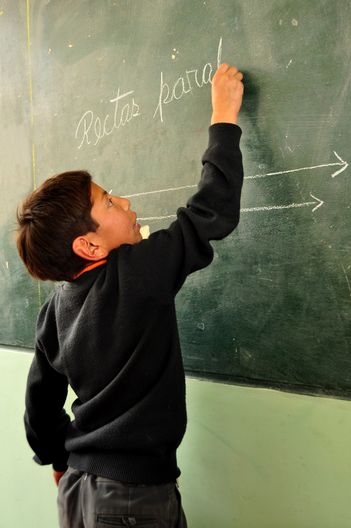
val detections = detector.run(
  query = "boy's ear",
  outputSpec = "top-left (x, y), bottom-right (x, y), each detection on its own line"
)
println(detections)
top-left (72, 235), bottom-right (108, 261)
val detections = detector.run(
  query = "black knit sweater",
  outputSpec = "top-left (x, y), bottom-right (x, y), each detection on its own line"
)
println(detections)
top-left (24, 123), bottom-right (243, 484)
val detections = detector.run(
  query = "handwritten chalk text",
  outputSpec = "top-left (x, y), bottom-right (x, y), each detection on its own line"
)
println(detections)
top-left (153, 38), bottom-right (222, 123)
top-left (75, 88), bottom-right (141, 149)
top-left (75, 37), bottom-right (223, 147)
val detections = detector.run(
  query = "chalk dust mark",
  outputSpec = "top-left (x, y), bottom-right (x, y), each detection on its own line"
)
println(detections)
top-left (341, 264), bottom-right (351, 297)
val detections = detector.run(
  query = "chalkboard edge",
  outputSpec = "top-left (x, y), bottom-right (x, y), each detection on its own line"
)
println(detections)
top-left (2, 345), bottom-right (350, 402)
top-left (185, 370), bottom-right (351, 402)
top-left (0, 344), bottom-right (34, 354)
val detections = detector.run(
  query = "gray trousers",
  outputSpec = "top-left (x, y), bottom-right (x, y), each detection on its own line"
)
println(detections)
top-left (57, 467), bottom-right (188, 528)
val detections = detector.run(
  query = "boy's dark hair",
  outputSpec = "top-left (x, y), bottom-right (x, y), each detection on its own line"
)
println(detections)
top-left (16, 170), bottom-right (99, 282)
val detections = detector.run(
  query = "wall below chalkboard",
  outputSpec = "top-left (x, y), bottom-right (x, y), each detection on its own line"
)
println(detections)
top-left (3, 348), bottom-right (351, 527)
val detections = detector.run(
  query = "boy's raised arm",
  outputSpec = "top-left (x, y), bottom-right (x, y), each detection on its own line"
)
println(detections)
top-left (211, 63), bottom-right (244, 125)
top-left (125, 64), bottom-right (244, 299)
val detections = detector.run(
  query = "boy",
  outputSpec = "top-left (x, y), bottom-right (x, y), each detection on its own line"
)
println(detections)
top-left (16, 63), bottom-right (244, 527)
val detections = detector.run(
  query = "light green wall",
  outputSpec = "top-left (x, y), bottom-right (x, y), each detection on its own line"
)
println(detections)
top-left (2, 347), bottom-right (351, 528)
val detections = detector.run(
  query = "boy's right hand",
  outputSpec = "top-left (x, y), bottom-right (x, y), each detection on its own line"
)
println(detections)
top-left (211, 64), bottom-right (244, 125)
top-left (53, 469), bottom-right (66, 486)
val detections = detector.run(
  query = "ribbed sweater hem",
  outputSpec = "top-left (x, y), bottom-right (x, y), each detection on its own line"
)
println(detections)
top-left (68, 451), bottom-right (180, 485)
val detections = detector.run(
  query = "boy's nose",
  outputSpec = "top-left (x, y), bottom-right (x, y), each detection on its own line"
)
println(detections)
top-left (117, 197), bottom-right (130, 210)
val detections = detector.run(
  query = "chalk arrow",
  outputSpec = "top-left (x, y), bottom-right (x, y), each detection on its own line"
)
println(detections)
top-left (124, 153), bottom-right (348, 200)
top-left (241, 193), bottom-right (324, 214)
top-left (246, 151), bottom-right (348, 180)
top-left (309, 193), bottom-right (324, 212)
top-left (137, 193), bottom-right (324, 221)
top-left (331, 152), bottom-right (349, 178)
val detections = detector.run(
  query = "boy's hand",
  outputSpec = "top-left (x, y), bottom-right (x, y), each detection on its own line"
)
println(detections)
top-left (211, 64), bottom-right (244, 125)
top-left (53, 470), bottom-right (66, 486)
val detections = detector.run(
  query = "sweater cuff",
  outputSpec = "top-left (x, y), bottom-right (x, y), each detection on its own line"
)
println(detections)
top-left (52, 461), bottom-right (69, 472)
top-left (33, 453), bottom-right (69, 472)
top-left (208, 123), bottom-right (242, 150)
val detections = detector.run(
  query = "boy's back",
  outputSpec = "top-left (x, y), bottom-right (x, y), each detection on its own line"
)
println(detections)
top-left (19, 64), bottom-right (244, 527)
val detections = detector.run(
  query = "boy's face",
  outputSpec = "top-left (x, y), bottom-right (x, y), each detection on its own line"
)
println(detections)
top-left (89, 182), bottom-right (142, 253)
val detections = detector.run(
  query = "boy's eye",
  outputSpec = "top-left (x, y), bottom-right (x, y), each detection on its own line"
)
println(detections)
top-left (107, 197), bottom-right (113, 207)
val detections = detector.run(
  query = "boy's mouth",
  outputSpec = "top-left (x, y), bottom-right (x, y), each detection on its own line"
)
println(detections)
top-left (132, 212), bottom-right (140, 230)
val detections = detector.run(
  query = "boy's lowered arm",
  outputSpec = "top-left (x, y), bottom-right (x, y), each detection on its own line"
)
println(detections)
top-left (24, 340), bottom-right (71, 472)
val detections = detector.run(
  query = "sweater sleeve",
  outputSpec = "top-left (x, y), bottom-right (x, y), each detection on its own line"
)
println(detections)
top-left (24, 340), bottom-right (71, 471)
top-left (123, 123), bottom-right (244, 300)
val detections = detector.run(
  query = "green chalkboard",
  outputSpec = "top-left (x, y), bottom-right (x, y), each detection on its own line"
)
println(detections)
top-left (1, 1), bottom-right (350, 397)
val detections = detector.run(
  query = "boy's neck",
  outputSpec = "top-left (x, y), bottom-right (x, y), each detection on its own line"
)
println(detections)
top-left (73, 259), bottom-right (108, 280)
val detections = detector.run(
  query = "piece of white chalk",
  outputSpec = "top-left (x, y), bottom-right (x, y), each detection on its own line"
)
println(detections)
top-left (140, 225), bottom-right (150, 239)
